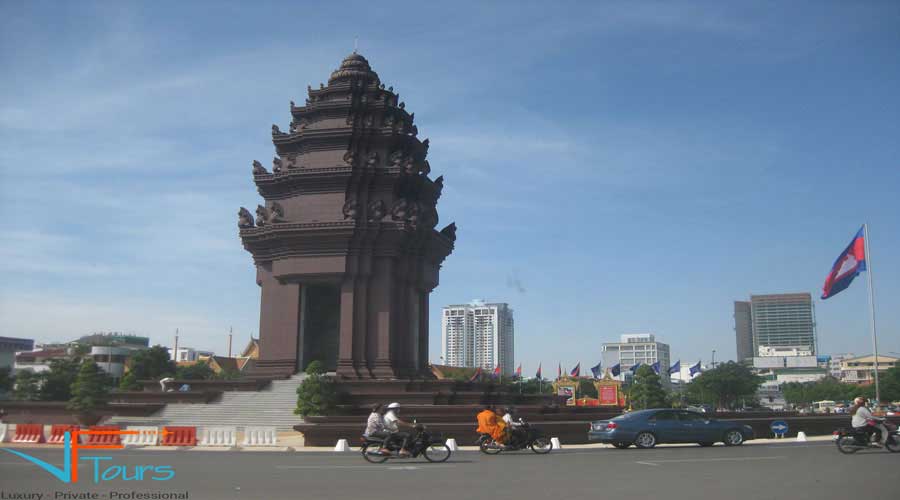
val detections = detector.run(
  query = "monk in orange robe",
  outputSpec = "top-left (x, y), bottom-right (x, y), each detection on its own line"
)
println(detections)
top-left (476, 405), bottom-right (507, 443)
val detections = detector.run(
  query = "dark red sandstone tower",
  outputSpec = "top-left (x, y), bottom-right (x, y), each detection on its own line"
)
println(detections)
top-left (238, 53), bottom-right (456, 379)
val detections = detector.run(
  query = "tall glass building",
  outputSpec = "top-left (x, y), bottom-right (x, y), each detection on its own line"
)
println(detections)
top-left (441, 301), bottom-right (515, 376)
top-left (744, 293), bottom-right (816, 356)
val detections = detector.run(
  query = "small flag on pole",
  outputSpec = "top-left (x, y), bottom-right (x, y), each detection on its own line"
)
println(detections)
top-left (669, 360), bottom-right (681, 375)
top-left (822, 226), bottom-right (867, 300)
top-left (630, 362), bottom-right (642, 373)
top-left (651, 361), bottom-right (660, 374)
top-left (535, 363), bottom-right (542, 379)
top-left (570, 363), bottom-right (581, 378)
top-left (468, 367), bottom-right (482, 382)
top-left (557, 363), bottom-right (562, 380)
top-left (492, 365), bottom-right (501, 378)
top-left (590, 362), bottom-right (602, 379)
top-left (689, 361), bottom-right (702, 377)
top-left (610, 363), bottom-right (621, 377)
top-left (515, 364), bottom-right (522, 378)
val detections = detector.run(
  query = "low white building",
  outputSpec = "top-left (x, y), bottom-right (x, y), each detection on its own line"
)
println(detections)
top-left (90, 346), bottom-right (132, 378)
top-left (168, 347), bottom-right (214, 363)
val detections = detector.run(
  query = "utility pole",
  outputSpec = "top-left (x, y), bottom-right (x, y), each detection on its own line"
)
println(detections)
top-left (711, 350), bottom-right (716, 369)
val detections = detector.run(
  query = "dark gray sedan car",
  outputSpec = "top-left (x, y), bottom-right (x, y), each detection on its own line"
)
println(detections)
top-left (588, 409), bottom-right (755, 449)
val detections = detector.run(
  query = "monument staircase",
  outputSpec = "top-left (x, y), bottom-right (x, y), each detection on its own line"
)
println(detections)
top-left (106, 374), bottom-right (306, 431)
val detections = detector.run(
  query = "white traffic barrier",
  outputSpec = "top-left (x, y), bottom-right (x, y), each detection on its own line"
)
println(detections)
top-left (796, 431), bottom-right (807, 442)
top-left (122, 426), bottom-right (160, 446)
top-left (551, 437), bottom-right (562, 449)
top-left (241, 426), bottom-right (279, 447)
top-left (445, 438), bottom-right (458, 451)
top-left (334, 439), bottom-right (350, 452)
top-left (0, 423), bottom-right (8, 443)
top-left (199, 426), bottom-right (238, 447)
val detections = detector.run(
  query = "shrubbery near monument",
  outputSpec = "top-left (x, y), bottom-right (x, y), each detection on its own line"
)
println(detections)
top-left (628, 365), bottom-right (670, 410)
top-left (67, 358), bottom-right (110, 417)
top-left (295, 360), bottom-right (338, 417)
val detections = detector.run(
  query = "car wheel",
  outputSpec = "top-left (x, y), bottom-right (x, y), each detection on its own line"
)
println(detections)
top-left (634, 432), bottom-right (657, 449)
top-left (723, 430), bottom-right (744, 446)
top-left (698, 442), bottom-right (714, 447)
top-left (613, 442), bottom-right (630, 449)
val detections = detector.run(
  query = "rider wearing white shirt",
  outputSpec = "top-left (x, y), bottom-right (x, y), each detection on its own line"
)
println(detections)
top-left (851, 397), bottom-right (887, 447)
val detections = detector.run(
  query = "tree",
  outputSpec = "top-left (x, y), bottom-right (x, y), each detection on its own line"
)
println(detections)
top-left (519, 378), bottom-right (554, 395)
top-left (126, 345), bottom-right (176, 381)
top-left (628, 365), bottom-right (669, 409)
top-left (67, 359), bottom-right (110, 415)
top-left (175, 361), bottom-right (215, 380)
top-left (294, 360), bottom-right (338, 417)
top-left (859, 366), bottom-right (900, 403)
top-left (118, 371), bottom-right (142, 391)
top-left (0, 366), bottom-right (13, 394)
top-left (40, 357), bottom-right (82, 401)
top-left (781, 376), bottom-right (856, 406)
top-left (686, 361), bottom-right (762, 410)
top-left (13, 370), bottom-right (41, 401)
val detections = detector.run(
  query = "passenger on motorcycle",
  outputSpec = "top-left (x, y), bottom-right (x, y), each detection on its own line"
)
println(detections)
top-left (364, 403), bottom-right (391, 455)
top-left (851, 396), bottom-right (888, 447)
top-left (477, 405), bottom-right (507, 446)
top-left (384, 402), bottom-right (415, 456)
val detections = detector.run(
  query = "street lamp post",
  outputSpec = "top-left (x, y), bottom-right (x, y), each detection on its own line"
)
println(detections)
top-left (712, 350), bottom-right (716, 369)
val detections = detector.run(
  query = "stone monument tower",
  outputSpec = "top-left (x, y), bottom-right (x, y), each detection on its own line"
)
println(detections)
top-left (238, 53), bottom-right (456, 379)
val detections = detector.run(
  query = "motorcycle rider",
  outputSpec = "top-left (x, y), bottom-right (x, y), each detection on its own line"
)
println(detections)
top-left (384, 402), bottom-right (415, 456)
top-left (502, 407), bottom-right (525, 447)
top-left (363, 403), bottom-right (391, 455)
top-left (850, 396), bottom-right (888, 447)
top-left (476, 405), bottom-right (507, 447)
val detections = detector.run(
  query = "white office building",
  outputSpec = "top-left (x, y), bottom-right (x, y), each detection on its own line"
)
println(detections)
top-left (441, 301), bottom-right (515, 376)
top-left (601, 333), bottom-right (671, 387)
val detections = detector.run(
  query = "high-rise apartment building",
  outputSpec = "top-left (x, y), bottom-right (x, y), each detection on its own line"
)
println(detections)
top-left (441, 301), bottom-right (515, 376)
top-left (734, 301), bottom-right (754, 362)
top-left (740, 293), bottom-right (816, 356)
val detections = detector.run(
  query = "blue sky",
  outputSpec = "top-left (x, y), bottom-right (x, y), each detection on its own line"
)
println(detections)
top-left (1, 1), bottom-right (899, 371)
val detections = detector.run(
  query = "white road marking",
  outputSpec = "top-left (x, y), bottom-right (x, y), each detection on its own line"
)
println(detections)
top-left (635, 456), bottom-right (786, 466)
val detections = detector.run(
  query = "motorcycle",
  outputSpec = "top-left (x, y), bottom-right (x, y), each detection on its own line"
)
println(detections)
top-left (360, 423), bottom-right (452, 464)
top-left (477, 419), bottom-right (553, 455)
top-left (833, 419), bottom-right (900, 454)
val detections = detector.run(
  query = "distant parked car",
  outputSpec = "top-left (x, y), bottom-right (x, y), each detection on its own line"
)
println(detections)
top-left (588, 409), bottom-right (755, 449)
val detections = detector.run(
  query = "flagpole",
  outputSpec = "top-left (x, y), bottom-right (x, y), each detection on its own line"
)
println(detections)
top-left (863, 223), bottom-right (881, 402)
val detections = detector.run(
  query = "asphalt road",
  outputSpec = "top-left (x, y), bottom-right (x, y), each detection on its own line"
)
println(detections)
top-left (1, 442), bottom-right (896, 500)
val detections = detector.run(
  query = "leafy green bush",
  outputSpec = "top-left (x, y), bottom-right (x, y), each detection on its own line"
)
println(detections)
top-left (294, 360), bottom-right (338, 417)
top-left (118, 371), bottom-right (142, 391)
top-left (13, 370), bottom-right (41, 401)
top-left (175, 361), bottom-right (215, 380)
top-left (628, 365), bottom-right (670, 409)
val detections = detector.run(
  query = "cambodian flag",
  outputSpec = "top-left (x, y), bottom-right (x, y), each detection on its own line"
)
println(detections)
top-left (535, 363), bottom-right (542, 379)
top-left (492, 365), bottom-right (501, 378)
top-left (822, 226), bottom-right (866, 300)
top-left (515, 364), bottom-right (522, 379)
top-left (570, 363), bottom-right (581, 378)
top-left (468, 367), bottom-right (482, 382)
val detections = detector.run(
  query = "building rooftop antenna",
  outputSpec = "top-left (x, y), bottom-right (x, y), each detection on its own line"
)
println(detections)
top-left (353, 36), bottom-right (359, 54)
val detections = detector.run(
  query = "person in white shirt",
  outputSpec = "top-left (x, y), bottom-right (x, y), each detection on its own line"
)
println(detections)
top-left (502, 407), bottom-right (525, 447)
top-left (383, 402), bottom-right (414, 456)
top-left (851, 397), bottom-right (887, 447)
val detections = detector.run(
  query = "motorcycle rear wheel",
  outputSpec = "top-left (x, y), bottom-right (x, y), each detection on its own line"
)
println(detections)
top-left (836, 436), bottom-right (861, 454)
top-left (530, 437), bottom-right (553, 454)
top-left (424, 444), bottom-right (452, 462)
top-left (361, 443), bottom-right (390, 463)
top-left (886, 435), bottom-right (900, 453)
